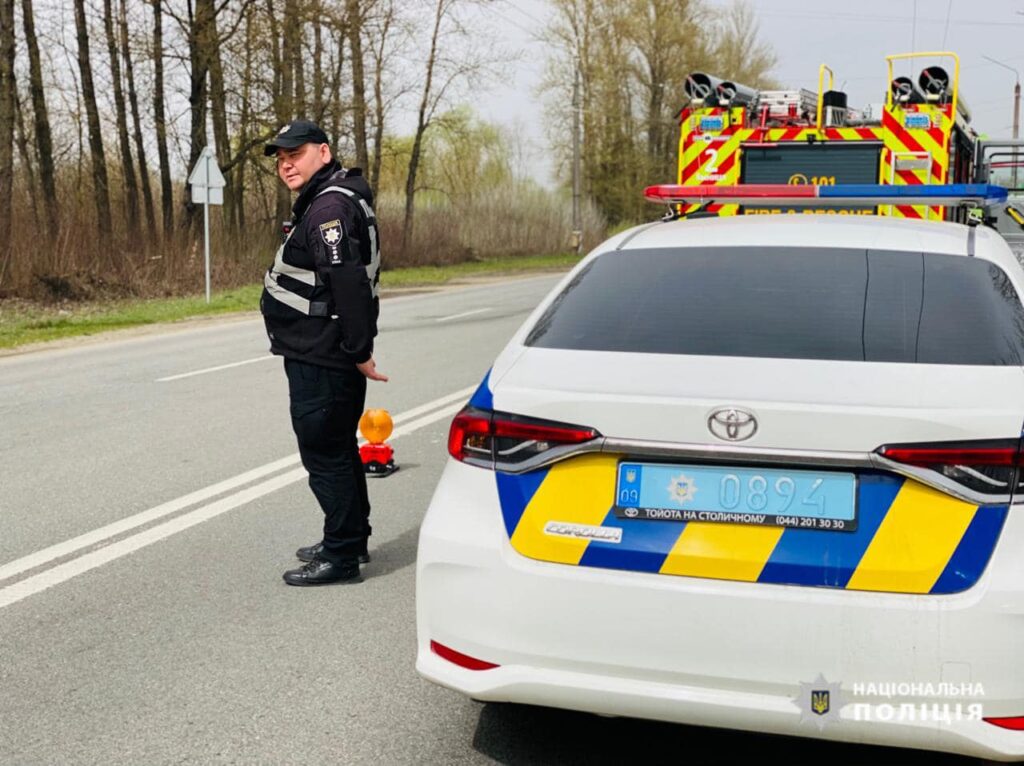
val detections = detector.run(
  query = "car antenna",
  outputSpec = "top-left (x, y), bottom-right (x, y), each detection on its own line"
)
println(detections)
top-left (663, 200), bottom-right (714, 222)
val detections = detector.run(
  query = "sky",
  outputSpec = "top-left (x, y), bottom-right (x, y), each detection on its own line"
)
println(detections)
top-left (468, 0), bottom-right (1024, 187)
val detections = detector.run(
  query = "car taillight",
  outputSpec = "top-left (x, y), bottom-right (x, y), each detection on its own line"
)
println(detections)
top-left (985, 716), bottom-right (1024, 731)
top-left (876, 438), bottom-right (1024, 498)
top-left (430, 640), bottom-right (499, 671)
top-left (448, 406), bottom-right (600, 469)
top-left (983, 716), bottom-right (1024, 729)
top-left (448, 407), bottom-right (494, 463)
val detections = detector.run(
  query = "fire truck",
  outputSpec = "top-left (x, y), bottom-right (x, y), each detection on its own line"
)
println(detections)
top-left (676, 52), bottom-right (981, 222)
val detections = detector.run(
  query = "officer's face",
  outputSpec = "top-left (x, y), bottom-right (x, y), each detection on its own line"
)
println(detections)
top-left (276, 143), bottom-right (332, 191)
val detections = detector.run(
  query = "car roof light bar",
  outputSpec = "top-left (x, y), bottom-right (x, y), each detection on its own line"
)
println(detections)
top-left (644, 183), bottom-right (1009, 207)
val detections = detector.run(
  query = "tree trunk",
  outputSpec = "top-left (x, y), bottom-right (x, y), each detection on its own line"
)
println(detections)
top-left (369, 0), bottom-right (393, 195)
top-left (0, 0), bottom-right (15, 249)
top-left (346, 0), bottom-right (368, 171)
top-left (327, 17), bottom-right (345, 145)
top-left (121, 0), bottom-right (157, 237)
top-left (292, 14), bottom-right (305, 115)
top-left (312, 9), bottom-right (323, 121)
top-left (152, 0), bottom-right (173, 232)
top-left (403, 0), bottom-right (445, 253)
top-left (20, 0), bottom-right (56, 222)
top-left (73, 0), bottom-right (113, 238)
top-left (270, 0), bottom-right (298, 225)
top-left (13, 91), bottom-right (41, 224)
top-left (184, 0), bottom-right (215, 232)
top-left (235, 8), bottom-right (254, 231)
top-left (207, 6), bottom-right (234, 231)
top-left (103, 0), bottom-right (139, 239)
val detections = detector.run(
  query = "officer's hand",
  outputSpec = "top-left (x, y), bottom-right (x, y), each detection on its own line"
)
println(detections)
top-left (357, 357), bottom-right (389, 382)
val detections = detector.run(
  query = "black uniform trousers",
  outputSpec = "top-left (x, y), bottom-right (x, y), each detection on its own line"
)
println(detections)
top-left (284, 358), bottom-right (371, 564)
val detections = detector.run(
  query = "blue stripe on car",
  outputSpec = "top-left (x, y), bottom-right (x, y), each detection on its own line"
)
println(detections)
top-left (756, 473), bottom-right (903, 588)
top-left (929, 505), bottom-right (1009, 594)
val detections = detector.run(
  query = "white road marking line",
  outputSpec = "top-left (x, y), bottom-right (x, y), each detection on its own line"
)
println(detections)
top-left (0, 386), bottom-right (476, 587)
top-left (0, 399), bottom-right (467, 610)
top-left (0, 469), bottom-right (306, 610)
top-left (0, 454), bottom-right (300, 585)
top-left (389, 384), bottom-right (475, 424)
top-left (435, 308), bottom-right (490, 323)
top-left (156, 355), bottom-right (275, 382)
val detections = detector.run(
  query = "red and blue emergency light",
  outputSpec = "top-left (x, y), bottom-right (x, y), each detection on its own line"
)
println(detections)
top-left (644, 183), bottom-right (1009, 207)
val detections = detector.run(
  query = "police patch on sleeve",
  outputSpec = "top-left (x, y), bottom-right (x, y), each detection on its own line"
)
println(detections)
top-left (318, 219), bottom-right (344, 264)
top-left (319, 219), bottom-right (343, 247)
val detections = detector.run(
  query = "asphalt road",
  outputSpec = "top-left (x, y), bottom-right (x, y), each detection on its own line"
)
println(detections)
top-left (0, 275), bottom-right (986, 765)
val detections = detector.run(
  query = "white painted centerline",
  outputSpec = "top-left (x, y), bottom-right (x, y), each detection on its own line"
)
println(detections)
top-left (157, 354), bottom-right (275, 382)
top-left (0, 454), bottom-right (302, 585)
top-left (0, 398), bottom-right (468, 610)
top-left (0, 385), bottom-right (477, 598)
top-left (435, 308), bottom-right (490, 323)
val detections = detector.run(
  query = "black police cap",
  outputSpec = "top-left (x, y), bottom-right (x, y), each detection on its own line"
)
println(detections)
top-left (264, 120), bottom-right (330, 156)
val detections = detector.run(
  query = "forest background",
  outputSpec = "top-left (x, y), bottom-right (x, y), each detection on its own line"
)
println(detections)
top-left (0, 0), bottom-right (775, 302)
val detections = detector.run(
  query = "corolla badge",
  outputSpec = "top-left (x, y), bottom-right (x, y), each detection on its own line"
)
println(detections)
top-left (707, 407), bottom-right (758, 442)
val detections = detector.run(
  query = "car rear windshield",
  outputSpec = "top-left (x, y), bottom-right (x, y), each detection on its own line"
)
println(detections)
top-left (525, 247), bottom-right (1024, 365)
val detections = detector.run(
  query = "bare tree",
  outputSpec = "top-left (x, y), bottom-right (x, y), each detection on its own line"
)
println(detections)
top-left (103, 0), bottom-right (139, 237)
top-left (346, 0), bottom-right (369, 170)
top-left (622, 0), bottom-right (707, 168)
top-left (0, 0), bottom-right (15, 250)
top-left (13, 92), bottom-right (41, 222)
top-left (179, 0), bottom-right (217, 230)
top-left (366, 0), bottom-right (401, 193)
top-left (266, 0), bottom-right (299, 223)
top-left (710, 1), bottom-right (778, 92)
top-left (120, 0), bottom-right (157, 236)
top-left (152, 0), bottom-right (174, 232)
top-left (291, 3), bottom-right (305, 113)
top-left (20, 0), bottom-right (56, 222)
top-left (311, 2), bottom-right (323, 119)
top-left (402, 0), bottom-right (491, 251)
top-left (234, 4), bottom-right (256, 231)
top-left (207, 5), bottom-right (234, 226)
top-left (73, 0), bottom-right (113, 237)
top-left (542, 0), bottom-right (775, 224)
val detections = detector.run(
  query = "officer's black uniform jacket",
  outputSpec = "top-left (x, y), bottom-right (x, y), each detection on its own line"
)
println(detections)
top-left (261, 161), bottom-right (378, 370)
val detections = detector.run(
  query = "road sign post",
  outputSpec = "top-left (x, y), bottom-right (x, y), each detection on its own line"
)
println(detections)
top-left (188, 147), bottom-right (226, 303)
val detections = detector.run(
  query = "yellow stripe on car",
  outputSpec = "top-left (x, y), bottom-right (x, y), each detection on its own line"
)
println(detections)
top-left (846, 482), bottom-right (977, 594)
top-left (660, 523), bottom-right (784, 582)
top-left (510, 454), bottom-right (620, 565)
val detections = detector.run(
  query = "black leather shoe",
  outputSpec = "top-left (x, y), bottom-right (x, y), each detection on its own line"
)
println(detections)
top-left (283, 558), bottom-right (363, 586)
top-left (297, 542), bottom-right (370, 565)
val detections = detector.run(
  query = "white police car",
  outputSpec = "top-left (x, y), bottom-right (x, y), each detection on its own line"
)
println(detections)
top-left (416, 184), bottom-right (1024, 762)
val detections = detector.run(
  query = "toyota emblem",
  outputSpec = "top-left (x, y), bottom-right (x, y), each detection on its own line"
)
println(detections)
top-left (707, 407), bottom-right (758, 442)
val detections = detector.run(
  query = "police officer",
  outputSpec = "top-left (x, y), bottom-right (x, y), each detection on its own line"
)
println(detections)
top-left (260, 120), bottom-right (387, 586)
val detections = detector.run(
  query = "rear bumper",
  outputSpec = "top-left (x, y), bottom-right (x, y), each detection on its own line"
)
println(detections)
top-left (416, 460), bottom-right (1024, 761)
top-left (417, 652), bottom-right (1024, 760)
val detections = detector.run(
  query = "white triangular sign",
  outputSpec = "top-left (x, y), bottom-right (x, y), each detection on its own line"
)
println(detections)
top-left (188, 146), bottom-right (226, 188)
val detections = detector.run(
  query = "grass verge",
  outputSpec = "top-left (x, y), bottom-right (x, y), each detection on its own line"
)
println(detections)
top-left (0, 252), bottom-right (580, 350)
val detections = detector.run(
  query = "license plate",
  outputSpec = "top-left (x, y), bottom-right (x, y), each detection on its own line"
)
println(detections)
top-left (904, 113), bottom-right (931, 129)
top-left (700, 116), bottom-right (724, 132)
top-left (614, 462), bottom-right (858, 532)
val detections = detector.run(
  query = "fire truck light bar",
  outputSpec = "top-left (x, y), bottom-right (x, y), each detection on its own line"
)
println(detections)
top-left (644, 183), bottom-right (1008, 207)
